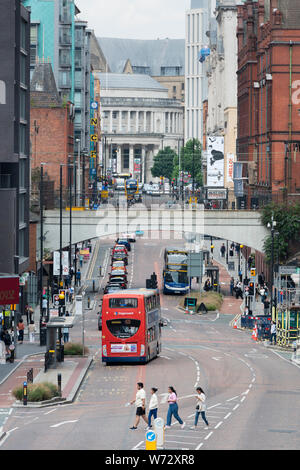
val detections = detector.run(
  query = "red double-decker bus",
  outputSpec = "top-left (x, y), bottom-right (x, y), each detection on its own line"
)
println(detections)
top-left (101, 289), bottom-right (162, 364)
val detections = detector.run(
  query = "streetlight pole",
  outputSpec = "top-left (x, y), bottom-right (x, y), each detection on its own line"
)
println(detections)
top-left (76, 139), bottom-right (81, 207)
top-left (39, 164), bottom-right (44, 342)
top-left (267, 214), bottom-right (277, 320)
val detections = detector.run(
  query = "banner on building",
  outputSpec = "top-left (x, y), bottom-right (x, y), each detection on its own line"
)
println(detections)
top-left (206, 136), bottom-right (224, 187)
top-left (233, 162), bottom-right (244, 197)
top-left (53, 251), bottom-right (69, 277)
top-left (227, 153), bottom-right (235, 183)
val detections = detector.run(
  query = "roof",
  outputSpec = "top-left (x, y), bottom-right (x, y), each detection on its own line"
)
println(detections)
top-left (97, 73), bottom-right (167, 91)
top-left (30, 62), bottom-right (62, 108)
top-left (97, 37), bottom-right (185, 76)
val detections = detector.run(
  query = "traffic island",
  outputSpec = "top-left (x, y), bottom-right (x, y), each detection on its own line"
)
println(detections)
top-left (178, 291), bottom-right (223, 315)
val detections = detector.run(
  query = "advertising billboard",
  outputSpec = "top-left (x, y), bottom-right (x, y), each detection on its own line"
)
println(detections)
top-left (206, 136), bottom-right (224, 187)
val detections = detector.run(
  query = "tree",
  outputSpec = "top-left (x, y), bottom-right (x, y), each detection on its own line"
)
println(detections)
top-left (173, 139), bottom-right (203, 187)
top-left (151, 146), bottom-right (177, 181)
top-left (261, 202), bottom-right (300, 263)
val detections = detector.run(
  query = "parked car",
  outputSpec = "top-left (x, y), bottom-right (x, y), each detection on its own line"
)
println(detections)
top-left (103, 283), bottom-right (125, 294)
top-left (116, 238), bottom-right (131, 252)
top-left (111, 251), bottom-right (128, 265)
top-left (108, 276), bottom-right (127, 288)
top-left (121, 232), bottom-right (136, 242)
top-left (112, 260), bottom-right (126, 269)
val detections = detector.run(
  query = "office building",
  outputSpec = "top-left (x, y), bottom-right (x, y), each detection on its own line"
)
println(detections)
top-left (0, 0), bottom-right (31, 276)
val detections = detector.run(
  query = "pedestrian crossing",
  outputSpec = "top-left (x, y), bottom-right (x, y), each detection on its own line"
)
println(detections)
top-left (132, 396), bottom-right (244, 450)
top-left (0, 408), bottom-right (12, 435)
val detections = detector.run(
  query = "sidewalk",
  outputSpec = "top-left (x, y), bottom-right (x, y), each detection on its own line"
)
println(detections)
top-left (0, 240), bottom-right (98, 413)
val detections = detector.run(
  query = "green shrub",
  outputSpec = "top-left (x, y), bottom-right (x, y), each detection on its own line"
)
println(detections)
top-left (64, 342), bottom-right (89, 356)
top-left (12, 382), bottom-right (59, 402)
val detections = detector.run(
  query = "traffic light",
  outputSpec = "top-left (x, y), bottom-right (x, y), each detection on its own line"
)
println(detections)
top-left (151, 273), bottom-right (158, 289)
top-left (249, 282), bottom-right (254, 295)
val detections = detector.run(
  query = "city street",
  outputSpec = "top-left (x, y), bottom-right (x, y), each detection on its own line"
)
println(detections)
top-left (1, 236), bottom-right (299, 450)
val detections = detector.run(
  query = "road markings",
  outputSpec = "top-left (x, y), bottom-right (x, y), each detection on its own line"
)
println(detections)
top-left (50, 420), bottom-right (78, 428)
top-left (204, 431), bottom-right (213, 440)
top-left (214, 421), bottom-right (223, 429)
top-left (233, 404), bottom-right (240, 411)
top-left (224, 412), bottom-right (231, 420)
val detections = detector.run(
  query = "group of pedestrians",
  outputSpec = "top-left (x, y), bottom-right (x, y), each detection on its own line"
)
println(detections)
top-left (129, 382), bottom-right (209, 431)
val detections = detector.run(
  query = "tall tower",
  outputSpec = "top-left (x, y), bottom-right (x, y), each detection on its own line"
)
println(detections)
top-left (185, 0), bottom-right (215, 143)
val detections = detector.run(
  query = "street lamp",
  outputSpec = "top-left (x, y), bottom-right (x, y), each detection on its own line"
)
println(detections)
top-left (267, 216), bottom-right (277, 319)
top-left (75, 139), bottom-right (81, 207)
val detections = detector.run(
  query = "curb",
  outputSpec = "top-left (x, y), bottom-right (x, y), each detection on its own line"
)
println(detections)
top-left (11, 356), bottom-right (93, 409)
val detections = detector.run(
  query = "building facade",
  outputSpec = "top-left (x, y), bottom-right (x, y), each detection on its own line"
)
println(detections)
top-left (0, 0), bottom-right (31, 275)
top-left (204, 0), bottom-right (239, 207)
top-left (98, 73), bottom-right (184, 183)
top-left (30, 62), bottom-right (74, 195)
top-left (236, 0), bottom-right (300, 208)
top-left (185, 0), bottom-right (215, 142)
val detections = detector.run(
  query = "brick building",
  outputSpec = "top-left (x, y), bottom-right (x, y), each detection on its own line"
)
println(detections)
top-left (30, 62), bottom-right (74, 199)
top-left (236, 0), bottom-right (300, 208)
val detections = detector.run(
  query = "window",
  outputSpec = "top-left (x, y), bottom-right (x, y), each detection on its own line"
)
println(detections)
top-left (19, 159), bottom-right (26, 189)
top-left (59, 49), bottom-right (71, 67)
top-left (59, 70), bottom-right (71, 88)
top-left (161, 66), bottom-right (182, 76)
top-left (20, 89), bottom-right (26, 121)
top-left (19, 194), bottom-right (25, 225)
top-left (109, 298), bottom-right (138, 308)
top-left (74, 92), bottom-right (82, 108)
top-left (132, 66), bottom-right (150, 75)
top-left (21, 20), bottom-right (27, 50)
top-left (20, 54), bottom-right (26, 85)
top-left (19, 124), bottom-right (26, 154)
top-left (75, 70), bottom-right (82, 87)
top-left (112, 111), bottom-right (118, 119)
top-left (107, 319), bottom-right (140, 339)
top-left (19, 228), bottom-right (26, 257)
top-left (75, 49), bottom-right (82, 67)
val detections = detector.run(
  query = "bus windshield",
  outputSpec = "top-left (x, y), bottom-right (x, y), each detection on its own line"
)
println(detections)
top-left (106, 319), bottom-right (141, 338)
top-left (166, 253), bottom-right (188, 268)
top-left (164, 271), bottom-right (188, 284)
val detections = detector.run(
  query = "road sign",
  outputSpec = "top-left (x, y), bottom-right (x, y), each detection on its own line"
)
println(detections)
top-left (53, 294), bottom-right (60, 307)
top-left (279, 266), bottom-right (298, 275)
top-left (145, 430), bottom-right (157, 450)
top-left (250, 269), bottom-right (256, 277)
top-left (90, 101), bottom-right (98, 110)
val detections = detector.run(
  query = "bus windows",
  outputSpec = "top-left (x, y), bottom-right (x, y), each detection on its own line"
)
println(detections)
top-left (109, 298), bottom-right (138, 309)
top-left (107, 319), bottom-right (140, 339)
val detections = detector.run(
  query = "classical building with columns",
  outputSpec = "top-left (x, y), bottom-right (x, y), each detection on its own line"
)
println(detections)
top-left (97, 73), bottom-right (184, 183)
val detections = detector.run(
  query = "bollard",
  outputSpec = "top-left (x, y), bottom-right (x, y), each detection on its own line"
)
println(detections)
top-left (145, 430), bottom-right (157, 450)
top-left (57, 373), bottom-right (62, 397)
top-left (23, 381), bottom-right (27, 406)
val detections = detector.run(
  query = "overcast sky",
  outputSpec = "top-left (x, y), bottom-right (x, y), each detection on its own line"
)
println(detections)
top-left (75, 0), bottom-right (190, 39)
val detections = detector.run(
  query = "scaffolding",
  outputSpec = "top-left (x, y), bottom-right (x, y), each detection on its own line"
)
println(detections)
top-left (275, 288), bottom-right (300, 348)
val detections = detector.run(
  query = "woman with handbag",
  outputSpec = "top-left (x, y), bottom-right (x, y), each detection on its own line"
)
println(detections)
top-left (165, 386), bottom-right (185, 429)
top-left (190, 387), bottom-right (209, 429)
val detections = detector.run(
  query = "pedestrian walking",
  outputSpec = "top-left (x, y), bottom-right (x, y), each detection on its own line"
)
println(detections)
top-left (165, 386), bottom-right (185, 429)
top-left (190, 387), bottom-right (209, 429)
top-left (79, 254), bottom-right (83, 267)
top-left (270, 321), bottom-right (277, 345)
top-left (147, 387), bottom-right (158, 430)
top-left (75, 269), bottom-right (81, 287)
top-left (235, 281), bottom-right (243, 299)
top-left (28, 320), bottom-right (36, 343)
top-left (3, 330), bottom-right (12, 357)
top-left (263, 298), bottom-right (270, 315)
top-left (230, 277), bottom-right (235, 296)
top-left (69, 286), bottom-right (74, 303)
top-left (129, 382), bottom-right (148, 430)
top-left (220, 243), bottom-right (226, 258)
top-left (17, 318), bottom-right (25, 343)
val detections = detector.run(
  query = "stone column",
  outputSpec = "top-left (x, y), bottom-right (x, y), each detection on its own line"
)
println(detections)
top-left (128, 110), bottom-right (131, 132)
top-left (150, 111), bottom-right (154, 133)
top-left (144, 111), bottom-right (147, 133)
top-left (129, 144), bottom-right (134, 175)
top-left (109, 111), bottom-right (113, 133)
top-left (136, 111), bottom-right (139, 133)
top-left (117, 145), bottom-right (122, 173)
top-left (141, 146), bottom-right (146, 183)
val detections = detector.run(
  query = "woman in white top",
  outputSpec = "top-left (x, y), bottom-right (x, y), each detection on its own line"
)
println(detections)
top-left (147, 387), bottom-right (158, 429)
top-left (190, 387), bottom-right (209, 429)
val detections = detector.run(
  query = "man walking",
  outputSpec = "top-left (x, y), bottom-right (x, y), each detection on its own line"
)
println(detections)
top-left (75, 269), bottom-right (81, 287)
top-left (270, 321), bottom-right (276, 345)
top-left (129, 382), bottom-right (148, 430)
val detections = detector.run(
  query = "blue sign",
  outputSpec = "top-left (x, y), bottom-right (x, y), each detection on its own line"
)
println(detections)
top-left (90, 101), bottom-right (98, 110)
top-left (146, 431), bottom-right (156, 442)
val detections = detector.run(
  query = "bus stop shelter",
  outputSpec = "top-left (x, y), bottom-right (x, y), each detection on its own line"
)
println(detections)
top-left (205, 266), bottom-right (220, 292)
top-left (45, 316), bottom-right (75, 371)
